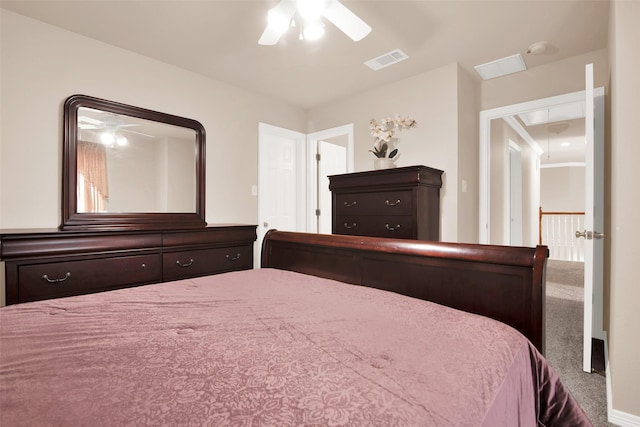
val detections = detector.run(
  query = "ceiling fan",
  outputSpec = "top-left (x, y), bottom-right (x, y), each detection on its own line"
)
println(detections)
top-left (78, 114), bottom-right (153, 147)
top-left (259, 0), bottom-right (371, 45)
top-left (78, 114), bottom-right (153, 138)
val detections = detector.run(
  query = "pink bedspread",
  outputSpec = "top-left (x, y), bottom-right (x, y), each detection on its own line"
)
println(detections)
top-left (0, 269), bottom-right (590, 426)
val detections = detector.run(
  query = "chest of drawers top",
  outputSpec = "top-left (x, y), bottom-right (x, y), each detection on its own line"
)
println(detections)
top-left (0, 225), bottom-right (256, 260)
top-left (328, 165), bottom-right (443, 192)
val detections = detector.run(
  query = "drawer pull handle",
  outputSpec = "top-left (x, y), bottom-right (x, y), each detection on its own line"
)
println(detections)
top-left (385, 224), bottom-right (401, 231)
top-left (226, 253), bottom-right (241, 261)
top-left (141, 263), bottom-right (146, 269)
top-left (176, 259), bottom-right (194, 268)
top-left (343, 201), bottom-right (357, 207)
top-left (42, 272), bottom-right (71, 283)
top-left (343, 222), bottom-right (357, 229)
top-left (385, 199), bottom-right (401, 207)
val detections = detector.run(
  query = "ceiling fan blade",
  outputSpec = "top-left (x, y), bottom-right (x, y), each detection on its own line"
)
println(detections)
top-left (121, 128), bottom-right (155, 138)
top-left (78, 124), bottom-right (100, 130)
top-left (323, 0), bottom-right (371, 42)
top-left (258, 0), bottom-right (297, 45)
top-left (78, 116), bottom-right (103, 126)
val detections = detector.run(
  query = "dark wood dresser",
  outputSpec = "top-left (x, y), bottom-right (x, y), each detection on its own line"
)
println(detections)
top-left (329, 165), bottom-right (443, 240)
top-left (0, 225), bottom-right (256, 305)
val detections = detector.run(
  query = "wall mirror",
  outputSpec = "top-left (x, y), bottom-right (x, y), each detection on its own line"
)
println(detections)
top-left (62, 94), bottom-right (206, 230)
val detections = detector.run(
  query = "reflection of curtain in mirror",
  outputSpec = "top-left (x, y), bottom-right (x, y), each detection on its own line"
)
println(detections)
top-left (77, 141), bottom-right (109, 212)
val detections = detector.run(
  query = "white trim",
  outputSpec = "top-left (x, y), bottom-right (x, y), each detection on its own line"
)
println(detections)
top-left (305, 124), bottom-right (354, 232)
top-left (478, 87), bottom-right (604, 243)
top-left (257, 123), bottom-right (307, 230)
top-left (608, 407), bottom-right (640, 426)
top-left (583, 63), bottom-right (595, 373)
top-left (541, 162), bottom-right (586, 168)
top-left (503, 116), bottom-right (544, 155)
top-left (605, 334), bottom-right (640, 426)
top-left (257, 122), bottom-right (307, 263)
top-left (306, 124), bottom-right (354, 171)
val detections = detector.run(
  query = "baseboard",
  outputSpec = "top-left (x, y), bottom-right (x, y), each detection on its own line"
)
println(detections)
top-left (609, 408), bottom-right (640, 427)
top-left (605, 334), bottom-right (640, 426)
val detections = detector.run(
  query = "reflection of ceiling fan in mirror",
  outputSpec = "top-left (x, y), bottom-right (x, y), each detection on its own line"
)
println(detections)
top-left (259, 0), bottom-right (371, 45)
top-left (78, 114), bottom-right (154, 147)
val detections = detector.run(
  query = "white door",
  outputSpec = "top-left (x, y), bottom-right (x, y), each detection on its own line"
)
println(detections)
top-left (509, 142), bottom-right (523, 246)
top-left (257, 123), bottom-right (306, 261)
top-left (317, 139), bottom-right (347, 233)
top-left (306, 124), bottom-right (354, 233)
top-left (581, 63), bottom-right (606, 373)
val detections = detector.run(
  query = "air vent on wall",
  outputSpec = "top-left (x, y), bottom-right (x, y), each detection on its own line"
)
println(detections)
top-left (364, 49), bottom-right (408, 71)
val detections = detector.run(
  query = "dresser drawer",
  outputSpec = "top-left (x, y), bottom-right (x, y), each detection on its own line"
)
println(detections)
top-left (163, 245), bottom-right (253, 281)
top-left (335, 215), bottom-right (414, 239)
top-left (335, 190), bottom-right (413, 215)
top-left (17, 254), bottom-right (162, 303)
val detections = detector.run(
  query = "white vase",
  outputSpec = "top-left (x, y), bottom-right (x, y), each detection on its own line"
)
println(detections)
top-left (374, 157), bottom-right (396, 170)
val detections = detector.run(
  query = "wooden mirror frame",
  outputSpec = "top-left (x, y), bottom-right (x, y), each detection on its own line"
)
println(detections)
top-left (61, 94), bottom-right (206, 231)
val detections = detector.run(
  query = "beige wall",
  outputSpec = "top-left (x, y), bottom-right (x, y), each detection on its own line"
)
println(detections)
top-left (540, 167), bottom-right (586, 212)
top-left (607, 0), bottom-right (640, 421)
top-left (0, 10), bottom-right (307, 228)
top-left (520, 141), bottom-right (540, 248)
top-left (0, 11), bottom-right (307, 305)
top-left (307, 63), bottom-right (478, 243)
top-left (489, 119), bottom-right (508, 244)
top-left (456, 66), bottom-right (479, 243)
top-left (488, 119), bottom-right (539, 246)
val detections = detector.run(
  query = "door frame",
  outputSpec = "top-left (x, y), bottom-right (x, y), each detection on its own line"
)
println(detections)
top-left (478, 87), bottom-right (606, 349)
top-left (306, 124), bottom-right (354, 232)
top-left (257, 122), bottom-right (354, 256)
top-left (479, 90), bottom-right (601, 243)
top-left (583, 64), bottom-right (606, 371)
top-left (257, 122), bottom-right (307, 262)
top-left (508, 140), bottom-right (523, 246)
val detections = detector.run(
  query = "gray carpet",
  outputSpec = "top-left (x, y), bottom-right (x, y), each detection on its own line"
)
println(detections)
top-left (545, 260), bottom-right (613, 426)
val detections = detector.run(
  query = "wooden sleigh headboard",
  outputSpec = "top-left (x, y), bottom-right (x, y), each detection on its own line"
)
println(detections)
top-left (261, 230), bottom-right (549, 354)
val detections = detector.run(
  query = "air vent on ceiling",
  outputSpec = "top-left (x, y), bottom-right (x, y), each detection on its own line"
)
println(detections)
top-left (364, 49), bottom-right (408, 71)
top-left (474, 53), bottom-right (527, 80)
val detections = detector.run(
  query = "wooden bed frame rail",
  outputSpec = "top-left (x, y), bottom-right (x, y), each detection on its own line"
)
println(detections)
top-left (261, 230), bottom-right (549, 354)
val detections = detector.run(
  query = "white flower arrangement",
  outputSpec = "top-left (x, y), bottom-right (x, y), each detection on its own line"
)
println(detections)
top-left (369, 115), bottom-right (417, 158)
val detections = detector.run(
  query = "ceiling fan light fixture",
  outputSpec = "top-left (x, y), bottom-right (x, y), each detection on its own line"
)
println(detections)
top-left (297, 0), bottom-right (326, 21)
top-left (101, 132), bottom-right (115, 145)
top-left (303, 21), bottom-right (325, 40)
top-left (258, 0), bottom-right (370, 45)
top-left (267, 8), bottom-right (291, 35)
top-left (526, 41), bottom-right (549, 55)
top-left (116, 135), bottom-right (128, 146)
top-left (547, 121), bottom-right (570, 135)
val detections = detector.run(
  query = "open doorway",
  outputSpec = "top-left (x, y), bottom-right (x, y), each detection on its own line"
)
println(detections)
top-left (257, 123), bottom-right (307, 263)
top-left (479, 90), bottom-right (592, 245)
top-left (478, 84), bottom-right (607, 418)
top-left (306, 124), bottom-right (354, 234)
top-left (257, 123), bottom-right (353, 257)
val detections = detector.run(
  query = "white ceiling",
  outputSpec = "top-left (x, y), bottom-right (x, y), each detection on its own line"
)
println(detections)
top-left (1, 0), bottom-right (610, 111)
top-left (517, 101), bottom-right (588, 165)
top-left (527, 117), bottom-right (587, 165)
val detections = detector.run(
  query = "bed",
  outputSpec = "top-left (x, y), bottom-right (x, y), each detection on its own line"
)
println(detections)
top-left (0, 230), bottom-right (591, 426)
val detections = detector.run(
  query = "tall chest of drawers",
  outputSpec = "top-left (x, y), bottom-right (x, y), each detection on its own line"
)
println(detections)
top-left (329, 165), bottom-right (443, 241)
